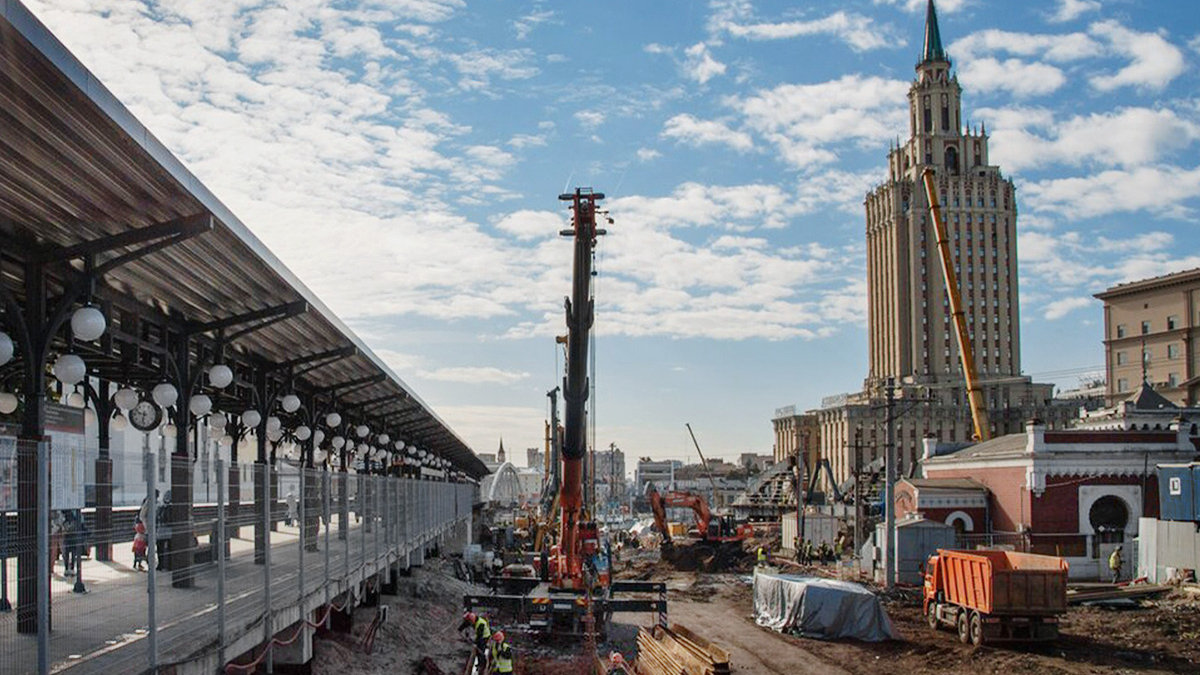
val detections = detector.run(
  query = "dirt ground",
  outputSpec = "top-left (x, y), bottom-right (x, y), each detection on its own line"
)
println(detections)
top-left (310, 559), bottom-right (480, 675)
top-left (648, 566), bottom-right (1200, 675)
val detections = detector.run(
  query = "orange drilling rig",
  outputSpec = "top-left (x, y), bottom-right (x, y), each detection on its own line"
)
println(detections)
top-left (464, 189), bottom-right (667, 635)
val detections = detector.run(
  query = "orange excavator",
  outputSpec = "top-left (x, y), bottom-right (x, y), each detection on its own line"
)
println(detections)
top-left (646, 483), bottom-right (753, 571)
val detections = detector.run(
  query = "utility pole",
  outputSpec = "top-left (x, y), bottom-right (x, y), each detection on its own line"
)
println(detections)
top-left (884, 377), bottom-right (896, 587)
top-left (853, 426), bottom-right (863, 557)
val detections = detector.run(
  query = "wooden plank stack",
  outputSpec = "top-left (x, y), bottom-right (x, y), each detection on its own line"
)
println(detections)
top-left (634, 623), bottom-right (730, 675)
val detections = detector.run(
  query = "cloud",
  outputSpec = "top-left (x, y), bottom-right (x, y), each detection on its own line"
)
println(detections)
top-left (979, 106), bottom-right (1200, 173)
top-left (873, 0), bottom-right (967, 12)
top-left (636, 148), bottom-right (662, 162)
top-left (435, 404), bottom-right (545, 457)
top-left (1050, 0), bottom-right (1101, 23)
top-left (661, 114), bottom-right (754, 151)
top-left (512, 9), bottom-right (554, 40)
top-left (958, 58), bottom-right (1066, 97)
top-left (495, 210), bottom-right (565, 241)
top-left (951, 29), bottom-right (1104, 63)
top-left (418, 367), bottom-right (530, 385)
top-left (575, 110), bottom-right (606, 129)
top-left (721, 11), bottom-right (902, 52)
top-left (730, 75), bottom-right (909, 169)
top-left (1088, 20), bottom-right (1186, 92)
top-left (1043, 297), bottom-right (1093, 320)
top-left (1022, 165), bottom-right (1200, 219)
top-left (682, 42), bottom-right (727, 84)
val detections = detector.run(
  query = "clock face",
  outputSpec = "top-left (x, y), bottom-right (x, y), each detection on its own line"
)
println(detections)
top-left (129, 399), bottom-right (163, 432)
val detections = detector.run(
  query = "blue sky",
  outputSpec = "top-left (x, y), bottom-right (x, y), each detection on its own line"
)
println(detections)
top-left (25, 0), bottom-right (1200, 470)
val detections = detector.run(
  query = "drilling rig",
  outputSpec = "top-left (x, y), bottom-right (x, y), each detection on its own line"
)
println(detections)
top-left (464, 189), bottom-right (666, 636)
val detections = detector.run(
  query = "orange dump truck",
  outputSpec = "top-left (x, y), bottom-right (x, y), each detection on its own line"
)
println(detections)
top-left (923, 549), bottom-right (1068, 646)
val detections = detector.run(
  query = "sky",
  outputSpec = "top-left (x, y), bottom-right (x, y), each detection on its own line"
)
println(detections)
top-left (22, 0), bottom-right (1200, 471)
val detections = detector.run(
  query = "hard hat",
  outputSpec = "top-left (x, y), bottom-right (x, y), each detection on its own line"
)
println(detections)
top-left (492, 630), bottom-right (505, 643)
top-left (610, 652), bottom-right (625, 664)
top-left (463, 611), bottom-right (476, 623)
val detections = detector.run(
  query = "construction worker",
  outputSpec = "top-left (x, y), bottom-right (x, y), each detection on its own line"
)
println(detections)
top-left (458, 611), bottom-right (491, 673)
top-left (1109, 545), bottom-right (1123, 584)
top-left (756, 545), bottom-right (767, 566)
top-left (489, 631), bottom-right (514, 674)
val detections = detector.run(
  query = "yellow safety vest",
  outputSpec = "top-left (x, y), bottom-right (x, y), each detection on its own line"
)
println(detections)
top-left (493, 643), bottom-right (514, 673)
top-left (475, 616), bottom-right (491, 643)
top-left (1108, 550), bottom-right (1121, 570)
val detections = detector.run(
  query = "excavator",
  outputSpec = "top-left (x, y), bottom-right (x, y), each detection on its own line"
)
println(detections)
top-left (646, 483), bottom-right (754, 571)
top-left (463, 189), bottom-right (667, 636)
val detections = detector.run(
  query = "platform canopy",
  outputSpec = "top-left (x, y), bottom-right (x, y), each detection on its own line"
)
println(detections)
top-left (0, 1), bottom-right (488, 478)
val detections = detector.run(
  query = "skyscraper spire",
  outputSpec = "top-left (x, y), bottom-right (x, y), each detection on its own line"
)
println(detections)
top-left (921, 0), bottom-right (948, 65)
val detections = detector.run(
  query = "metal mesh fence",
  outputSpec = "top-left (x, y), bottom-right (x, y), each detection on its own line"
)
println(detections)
top-left (0, 434), bottom-right (476, 675)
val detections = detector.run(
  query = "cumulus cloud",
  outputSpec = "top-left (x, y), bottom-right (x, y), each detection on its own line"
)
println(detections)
top-left (958, 58), bottom-right (1066, 97)
top-left (575, 110), bottom-right (606, 129)
top-left (1050, 0), bottom-right (1101, 23)
top-left (636, 148), bottom-right (662, 162)
top-left (1022, 165), bottom-right (1200, 219)
top-left (495, 210), bottom-right (566, 241)
top-left (1042, 297), bottom-right (1093, 320)
top-left (731, 75), bottom-right (909, 169)
top-left (512, 9), bottom-right (554, 40)
top-left (682, 42), bottom-right (727, 84)
top-left (1088, 21), bottom-right (1186, 92)
top-left (873, 0), bottom-right (967, 12)
top-left (418, 367), bottom-right (531, 385)
top-left (661, 114), bottom-right (754, 152)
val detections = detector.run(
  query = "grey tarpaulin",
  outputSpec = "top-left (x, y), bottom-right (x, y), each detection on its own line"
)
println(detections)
top-left (753, 571), bottom-right (896, 641)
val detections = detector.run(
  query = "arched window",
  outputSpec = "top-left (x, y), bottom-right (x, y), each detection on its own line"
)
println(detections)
top-left (944, 146), bottom-right (959, 174)
top-left (941, 95), bottom-right (950, 131)
top-left (923, 96), bottom-right (932, 133)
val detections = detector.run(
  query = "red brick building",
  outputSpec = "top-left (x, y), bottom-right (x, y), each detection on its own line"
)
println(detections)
top-left (921, 419), bottom-right (1197, 578)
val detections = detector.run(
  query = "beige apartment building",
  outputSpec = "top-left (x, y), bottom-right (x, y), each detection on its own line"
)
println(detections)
top-left (773, 2), bottom-right (1081, 495)
top-left (1095, 268), bottom-right (1200, 406)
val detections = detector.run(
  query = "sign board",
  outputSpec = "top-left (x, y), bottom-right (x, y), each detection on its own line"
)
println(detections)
top-left (46, 403), bottom-right (87, 510)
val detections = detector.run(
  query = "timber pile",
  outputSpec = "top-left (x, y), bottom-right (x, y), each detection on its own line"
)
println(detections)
top-left (1068, 583), bottom-right (1171, 604)
top-left (635, 623), bottom-right (730, 675)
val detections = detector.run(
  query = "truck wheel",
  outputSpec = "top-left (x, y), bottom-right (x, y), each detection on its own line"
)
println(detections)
top-left (926, 603), bottom-right (939, 629)
top-left (969, 612), bottom-right (986, 647)
top-left (956, 612), bottom-right (970, 644)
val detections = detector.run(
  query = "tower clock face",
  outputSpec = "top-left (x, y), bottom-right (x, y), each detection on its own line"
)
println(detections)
top-left (129, 399), bottom-right (163, 432)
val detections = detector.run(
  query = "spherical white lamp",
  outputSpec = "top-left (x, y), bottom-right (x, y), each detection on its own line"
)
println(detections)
top-left (219, 434), bottom-right (233, 447)
top-left (325, 412), bottom-right (341, 428)
top-left (242, 409), bottom-right (262, 429)
top-left (378, 433), bottom-right (390, 445)
top-left (295, 425), bottom-right (312, 441)
top-left (313, 429), bottom-right (325, 445)
top-left (53, 354), bottom-right (86, 386)
top-left (162, 422), bottom-right (177, 437)
top-left (111, 413), bottom-right (129, 431)
top-left (394, 441), bottom-right (405, 451)
top-left (208, 364), bottom-right (233, 389)
top-left (209, 413), bottom-right (227, 431)
top-left (113, 388), bottom-right (139, 411)
top-left (152, 382), bottom-right (178, 409)
top-left (70, 305), bottom-right (107, 342)
top-left (332, 436), bottom-right (345, 449)
top-left (0, 392), bottom-right (18, 415)
top-left (266, 416), bottom-right (281, 433)
top-left (355, 424), bottom-right (369, 438)
top-left (84, 408), bottom-right (97, 425)
top-left (0, 332), bottom-right (13, 367)
top-left (189, 394), bottom-right (212, 417)
top-left (281, 394), bottom-right (301, 413)
top-left (66, 391), bottom-right (85, 408)
top-left (267, 427), bottom-right (283, 443)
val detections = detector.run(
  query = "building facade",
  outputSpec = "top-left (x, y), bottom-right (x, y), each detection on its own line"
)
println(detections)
top-left (1094, 267), bottom-right (1200, 406)
top-left (773, 1), bottom-right (1082, 496)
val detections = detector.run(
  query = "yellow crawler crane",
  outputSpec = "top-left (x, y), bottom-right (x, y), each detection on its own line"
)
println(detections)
top-left (921, 168), bottom-right (991, 442)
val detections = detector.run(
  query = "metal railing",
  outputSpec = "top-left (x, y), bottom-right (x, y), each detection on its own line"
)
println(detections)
top-left (0, 439), bottom-right (476, 675)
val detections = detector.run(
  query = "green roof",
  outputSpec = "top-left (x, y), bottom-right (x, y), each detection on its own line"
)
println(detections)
top-left (922, 0), bottom-right (949, 65)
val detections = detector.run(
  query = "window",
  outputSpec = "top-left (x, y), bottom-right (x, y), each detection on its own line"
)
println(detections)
top-left (1117, 378), bottom-right (1129, 393)
top-left (1168, 373), bottom-right (1179, 387)
top-left (1143, 349), bottom-right (1151, 363)
top-left (1167, 315), bottom-right (1178, 330)
top-left (1116, 351), bottom-right (1127, 365)
top-left (1142, 320), bottom-right (1151, 335)
top-left (1116, 324), bottom-right (1126, 338)
top-left (1168, 344), bottom-right (1180, 359)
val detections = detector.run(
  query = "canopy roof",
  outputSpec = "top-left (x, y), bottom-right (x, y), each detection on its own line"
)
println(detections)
top-left (0, 1), bottom-right (488, 478)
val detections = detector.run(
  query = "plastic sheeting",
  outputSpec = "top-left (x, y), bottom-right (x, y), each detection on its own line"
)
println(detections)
top-left (753, 571), bottom-right (896, 642)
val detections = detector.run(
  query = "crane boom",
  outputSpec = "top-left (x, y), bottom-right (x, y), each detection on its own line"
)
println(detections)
top-left (921, 168), bottom-right (991, 442)
top-left (555, 188), bottom-right (606, 589)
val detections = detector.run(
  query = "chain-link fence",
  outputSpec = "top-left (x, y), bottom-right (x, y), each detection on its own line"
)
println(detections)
top-left (1, 437), bottom-right (476, 675)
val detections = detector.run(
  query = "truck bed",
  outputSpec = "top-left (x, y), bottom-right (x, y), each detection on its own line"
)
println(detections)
top-left (937, 549), bottom-right (1068, 616)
